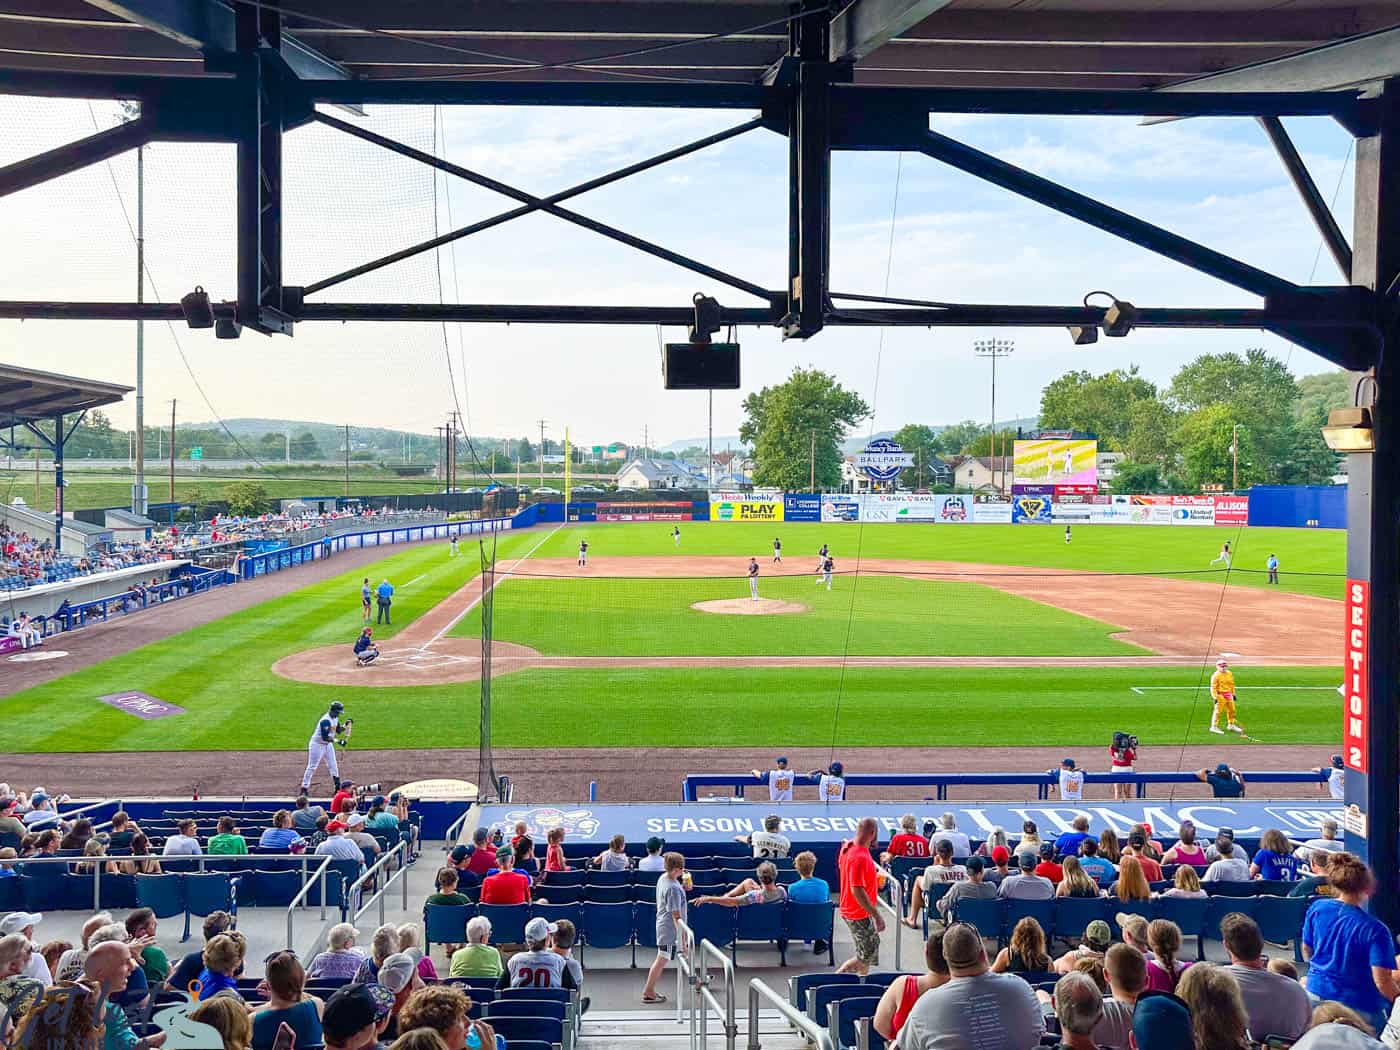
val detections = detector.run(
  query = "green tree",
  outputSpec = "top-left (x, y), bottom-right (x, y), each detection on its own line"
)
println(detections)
top-left (224, 480), bottom-right (269, 516)
top-left (1276, 406), bottom-right (1341, 485)
top-left (935, 420), bottom-right (985, 456)
top-left (1176, 404), bottom-right (1258, 491)
top-left (962, 428), bottom-right (1019, 458)
top-left (1108, 461), bottom-right (1162, 494)
top-left (740, 367), bottom-right (870, 491)
top-left (1295, 370), bottom-right (1353, 422)
top-left (1124, 399), bottom-right (1178, 472)
top-left (1038, 366), bottom-right (1157, 449)
top-left (256, 432), bottom-right (285, 460)
top-left (1168, 348), bottom-right (1298, 482)
top-left (891, 424), bottom-right (941, 489)
top-left (289, 431), bottom-right (323, 459)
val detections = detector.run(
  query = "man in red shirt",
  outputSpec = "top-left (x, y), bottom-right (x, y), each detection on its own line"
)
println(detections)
top-left (456, 830), bottom-right (499, 879)
top-left (481, 845), bottom-right (533, 905)
top-left (1121, 832), bottom-right (1163, 882)
top-left (882, 814), bottom-right (930, 864)
top-left (1034, 842), bottom-right (1064, 884)
top-left (836, 817), bottom-right (884, 975)
top-left (330, 782), bottom-right (356, 819)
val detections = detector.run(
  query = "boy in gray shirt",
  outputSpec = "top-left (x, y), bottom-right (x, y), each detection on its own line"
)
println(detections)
top-left (642, 852), bottom-right (688, 1004)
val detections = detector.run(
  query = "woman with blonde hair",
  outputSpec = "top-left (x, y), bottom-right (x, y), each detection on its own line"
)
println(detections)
top-left (196, 932), bottom-right (246, 1001)
top-left (974, 827), bottom-right (1009, 859)
top-left (1176, 963), bottom-right (1250, 1050)
top-left (1013, 821), bottom-right (1041, 858)
top-left (191, 994), bottom-right (254, 1050)
top-left (1109, 856), bottom-right (1151, 901)
top-left (389, 1031), bottom-right (448, 1050)
top-left (992, 917), bottom-right (1052, 974)
top-left (12, 981), bottom-right (102, 1050)
top-left (1098, 829), bottom-right (1120, 864)
top-left (1156, 865), bottom-right (1206, 899)
top-left (1309, 1002), bottom-right (1376, 1036)
top-left (74, 838), bottom-right (119, 875)
top-left (1055, 856), bottom-right (1101, 899)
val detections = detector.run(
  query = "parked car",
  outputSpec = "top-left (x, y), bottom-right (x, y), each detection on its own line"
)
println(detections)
top-left (534, 486), bottom-right (562, 496)
top-left (573, 485), bottom-right (603, 494)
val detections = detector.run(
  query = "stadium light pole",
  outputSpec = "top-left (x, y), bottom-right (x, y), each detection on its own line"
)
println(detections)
top-left (973, 338), bottom-right (1015, 495)
top-left (120, 100), bottom-right (146, 517)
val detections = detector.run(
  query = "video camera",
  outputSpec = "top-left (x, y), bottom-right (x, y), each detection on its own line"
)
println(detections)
top-left (1112, 731), bottom-right (1139, 752)
top-left (353, 781), bottom-right (382, 805)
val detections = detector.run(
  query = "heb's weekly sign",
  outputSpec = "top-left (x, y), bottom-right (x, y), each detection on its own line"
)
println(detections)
top-left (1343, 579), bottom-right (1369, 773)
top-left (709, 499), bottom-right (783, 523)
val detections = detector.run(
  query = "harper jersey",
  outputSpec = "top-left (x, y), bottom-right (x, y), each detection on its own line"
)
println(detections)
top-left (506, 950), bottom-right (568, 989)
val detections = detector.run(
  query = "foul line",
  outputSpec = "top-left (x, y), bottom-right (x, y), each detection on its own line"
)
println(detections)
top-left (1130, 685), bottom-right (1338, 695)
top-left (426, 524), bottom-right (564, 647)
top-left (403, 573), bottom-right (428, 588)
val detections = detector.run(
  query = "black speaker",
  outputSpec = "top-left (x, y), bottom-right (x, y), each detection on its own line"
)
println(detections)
top-left (663, 342), bottom-right (740, 390)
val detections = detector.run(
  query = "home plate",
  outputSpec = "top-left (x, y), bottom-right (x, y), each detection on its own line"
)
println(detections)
top-left (8, 650), bottom-right (68, 662)
top-left (372, 648), bottom-right (474, 672)
top-left (691, 598), bottom-right (808, 616)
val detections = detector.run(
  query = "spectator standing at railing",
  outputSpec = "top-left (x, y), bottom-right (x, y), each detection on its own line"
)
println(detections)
top-left (835, 817), bottom-right (884, 976)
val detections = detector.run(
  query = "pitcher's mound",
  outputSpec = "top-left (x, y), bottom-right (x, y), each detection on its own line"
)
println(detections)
top-left (692, 598), bottom-right (808, 616)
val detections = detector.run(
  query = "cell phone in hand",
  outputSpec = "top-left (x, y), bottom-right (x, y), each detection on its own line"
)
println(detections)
top-left (272, 1021), bottom-right (296, 1050)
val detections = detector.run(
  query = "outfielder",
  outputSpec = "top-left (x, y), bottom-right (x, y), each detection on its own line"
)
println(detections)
top-left (672, 526), bottom-right (680, 547)
top-left (578, 539), bottom-right (589, 567)
top-left (302, 700), bottom-right (348, 793)
top-left (449, 537), bottom-right (459, 558)
top-left (1210, 658), bottom-right (1242, 734)
top-left (748, 557), bottom-right (760, 601)
top-left (773, 537), bottom-right (782, 564)
top-left (1210, 542), bottom-right (1232, 568)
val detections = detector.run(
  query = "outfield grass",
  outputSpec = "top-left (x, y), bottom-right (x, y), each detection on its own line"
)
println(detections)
top-left (451, 575), bottom-right (1145, 656)
top-left (528, 522), bottom-right (1345, 598)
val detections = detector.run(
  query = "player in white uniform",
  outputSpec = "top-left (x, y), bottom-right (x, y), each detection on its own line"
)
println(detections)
top-left (817, 556), bottom-right (834, 590)
top-left (672, 526), bottom-right (680, 547)
top-left (736, 814), bottom-right (792, 858)
top-left (449, 537), bottom-right (459, 558)
top-left (751, 756), bottom-right (795, 801)
top-left (812, 761), bottom-right (846, 801)
top-left (748, 557), bottom-right (760, 601)
top-left (1062, 449), bottom-right (1074, 476)
top-left (1210, 542), bottom-right (1232, 568)
top-left (1055, 758), bottom-right (1085, 801)
top-left (301, 700), bottom-right (345, 794)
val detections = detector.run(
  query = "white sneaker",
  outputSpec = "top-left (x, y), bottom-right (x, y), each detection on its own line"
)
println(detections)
top-left (1227, 723), bottom-right (1244, 733)
top-left (1209, 725), bottom-right (1224, 734)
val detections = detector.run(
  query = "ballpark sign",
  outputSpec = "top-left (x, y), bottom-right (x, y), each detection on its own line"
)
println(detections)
top-left (857, 439), bottom-right (914, 482)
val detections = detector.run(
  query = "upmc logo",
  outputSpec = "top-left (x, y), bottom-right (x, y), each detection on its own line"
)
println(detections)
top-left (1343, 580), bottom-right (1369, 773)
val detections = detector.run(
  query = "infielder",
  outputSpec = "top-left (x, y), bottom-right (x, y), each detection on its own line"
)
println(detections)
top-left (1210, 658), bottom-right (1242, 734)
top-left (578, 539), bottom-right (589, 567)
top-left (773, 537), bottom-right (782, 564)
top-left (302, 700), bottom-right (347, 793)
top-left (1210, 542), bottom-right (1232, 568)
top-left (748, 557), bottom-right (760, 601)
top-left (449, 537), bottom-right (459, 558)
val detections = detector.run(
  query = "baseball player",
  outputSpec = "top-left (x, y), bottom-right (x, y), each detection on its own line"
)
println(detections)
top-left (748, 557), bottom-right (760, 601)
top-left (578, 539), bottom-right (589, 568)
top-left (360, 578), bottom-right (372, 625)
top-left (772, 537), bottom-right (782, 564)
top-left (1064, 525), bottom-right (1072, 545)
top-left (817, 554), bottom-right (834, 590)
top-left (449, 536), bottom-right (459, 558)
top-left (818, 543), bottom-right (829, 559)
top-left (1210, 658), bottom-right (1242, 734)
top-left (353, 627), bottom-right (379, 668)
top-left (1062, 448), bottom-right (1074, 477)
top-left (302, 700), bottom-right (347, 793)
top-left (672, 526), bottom-right (680, 547)
top-left (1210, 541), bottom-right (1232, 568)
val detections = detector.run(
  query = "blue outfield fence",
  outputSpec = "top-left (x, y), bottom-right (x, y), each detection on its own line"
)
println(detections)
top-left (237, 509), bottom-right (534, 580)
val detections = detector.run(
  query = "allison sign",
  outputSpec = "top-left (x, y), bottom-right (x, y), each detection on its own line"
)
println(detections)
top-left (857, 439), bottom-right (914, 482)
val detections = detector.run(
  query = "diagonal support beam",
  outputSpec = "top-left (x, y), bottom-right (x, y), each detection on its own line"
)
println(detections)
top-left (1257, 115), bottom-right (1353, 279)
top-left (830, 0), bottom-right (954, 63)
top-left (917, 128), bottom-right (1297, 300)
top-left (304, 118), bottom-right (764, 297)
top-left (315, 112), bottom-right (773, 302)
top-left (0, 119), bottom-right (150, 199)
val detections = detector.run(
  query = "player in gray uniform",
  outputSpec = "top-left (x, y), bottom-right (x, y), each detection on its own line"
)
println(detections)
top-left (301, 700), bottom-right (346, 794)
top-left (503, 918), bottom-right (576, 989)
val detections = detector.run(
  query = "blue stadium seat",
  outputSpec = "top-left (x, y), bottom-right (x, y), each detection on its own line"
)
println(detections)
top-left (633, 870), bottom-right (662, 887)
top-left (583, 885), bottom-right (630, 904)
top-left (683, 856), bottom-right (717, 871)
top-left (585, 870), bottom-right (630, 887)
top-left (828, 995), bottom-right (882, 1050)
top-left (783, 901), bottom-right (835, 966)
top-left (442, 977), bottom-right (498, 993)
top-left (720, 868), bottom-right (755, 886)
top-left (247, 870), bottom-right (301, 908)
top-left (580, 901), bottom-right (633, 953)
top-left (1152, 898), bottom-right (1210, 957)
top-left (0, 877), bottom-right (22, 912)
top-left (953, 898), bottom-right (1005, 942)
top-left (734, 900), bottom-right (785, 962)
top-left (97, 873), bottom-right (138, 910)
top-left (484, 1015), bottom-right (563, 1045)
top-left (1113, 899), bottom-right (1153, 929)
top-left (499, 1042), bottom-right (551, 1050)
top-left (687, 902), bottom-right (736, 950)
top-left (1252, 896), bottom-right (1310, 962)
top-left (1201, 881), bottom-right (1258, 898)
top-left (183, 873), bottom-right (235, 942)
top-left (809, 984), bottom-right (875, 1027)
top-left (423, 904), bottom-right (471, 951)
top-left (1201, 897), bottom-right (1260, 959)
top-left (889, 857), bottom-right (926, 886)
top-left (791, 972), bottom-right (860, 1013)
top-left (484, 1000), bottom-right (565, 1021)
top-left (863, 973), bottom-right (903, 989)
top-left (542, 870), bottom-right (586, 887)
top-left (479, 903), bottom-right (529, 944)
top-left (498, 988), bottom-right (569, 1007)
top-left (532, 902), bottom-right (583, 938)
top-left (534, 884), bottom-right (583, 905)
top-left (1253, 880), bottom-right (1295, 897)
top-left (1005, 900), bottom-right (1056, 947)
top-left (135, 874), bottom-right (185, 919)
top-left (1052, 898), bottom-right (1110, 944)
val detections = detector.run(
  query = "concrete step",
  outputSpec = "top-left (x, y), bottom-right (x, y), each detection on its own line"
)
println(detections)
top-left (579, 1009), bottom-right (810, 1049)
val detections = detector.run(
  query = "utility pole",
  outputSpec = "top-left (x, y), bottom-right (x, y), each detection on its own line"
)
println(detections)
top-left (168, 399), bottom-right (176, 505)
top-left (973, 338), bottom-right (1015, 495)
top-left (708, 390), bottom-right (714, 492)
top-left (538, 419), bottom-right (547, 488)
top-left (285, 432), bottom-right (290, 463)
top-left (810, 430), bottom-right (817, 492)
top-left (125, 102), bottom-right (147, 517)
top-left (344, 424), bottom-right (351, 497)
top-left (1231, 424), bottom-right (1244, 491)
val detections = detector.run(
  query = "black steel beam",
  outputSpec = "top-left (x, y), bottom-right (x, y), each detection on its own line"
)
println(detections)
top-left (316, 112), bottom-right (773, 302)
top-left (312, 79), bottom-right (765, 109)
top-left (1258, 115), bottom-right (1353, 279)
top-left (830, 0), bottom-right (953, 63)
top-left (304, 117), bottom-right (764, 297)
top-left (788, 0), bottom-right (832, 339)
top-left (0, 118), bottom-right (149, 198)
top-left (1163, 25), bottom-right (1400, 95)
top-left (916, 128), bottom-right (1296, 300)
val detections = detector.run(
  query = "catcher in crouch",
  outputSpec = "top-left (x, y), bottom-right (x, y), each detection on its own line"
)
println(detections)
top-left (1210, 658), bottom-right (1243, 735)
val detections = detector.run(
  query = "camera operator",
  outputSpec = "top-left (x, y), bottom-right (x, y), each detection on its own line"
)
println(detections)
top-left (1108, 733), bottom-right (1138, 802)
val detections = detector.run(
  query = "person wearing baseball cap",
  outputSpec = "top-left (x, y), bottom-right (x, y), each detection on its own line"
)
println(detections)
top-left (322, 983), bottom-right (394, 1050)
top-left (0, 912), bottom-right (49, 983)
top-left (503, 918), bottom-right (577, 990)
top-left (1054, 920), bottom-right (1112, 974)
top-left (1131, 992), bottom-right (1195, 1050)
top-left (1195, 762), bottom-right (1246, 798)
top-left (751, 756), bottom-right (794, 802)
top-left (986, 845), bottom-right (1013, 884)
top-left (638, 836), bottom-right (667, 872)
top-left (0, 796), bottom-right (23, 844)
top-left (811, 761), bottom-right (845, 802)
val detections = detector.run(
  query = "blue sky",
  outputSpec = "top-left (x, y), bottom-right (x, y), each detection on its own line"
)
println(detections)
top-left (0, 96), bottom-right (1354, 447)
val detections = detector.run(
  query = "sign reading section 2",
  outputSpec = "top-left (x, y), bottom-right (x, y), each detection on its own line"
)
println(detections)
top-left (1343, 579), bottom-right (1369, 773)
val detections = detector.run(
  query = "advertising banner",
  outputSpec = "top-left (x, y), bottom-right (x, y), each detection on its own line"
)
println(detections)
top-left (1012, 485), bottom-right (1054, 497)
top-left (1126, 495), bottom-right (1175, 525)
top-left (595, 501), bottom-right (692, 522)
top-left (821, 496), bottom-right (861, 522)
top-left (1013, 438), bottom-right (1098, 488)
top-left (1169, 495), bottom-right (1217, 526)
top-left (1344, 579), bottom-right (1369, 774)
top-left (710, 499), bottom-right (783, 522)
top-left (1051, 502), bottom-right (1094, 522)
top-left (972, 502), bottom-right (1013, 524)
top-left (1011, 493), bottom-right (1053, 524)
top-left (783, 494), bottom-right (822, 522)
top-left (1212, 495), bottom-right (1249, 526)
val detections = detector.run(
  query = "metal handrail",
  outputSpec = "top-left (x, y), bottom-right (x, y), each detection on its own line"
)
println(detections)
top-left (748, 978), bottom-right (835, 1050)
top-left (876, 865), bottom-right (903, 970)
top-left (443, 807), bottom-right (475, 849)
top-left (286, 856), bottom-right (334, 949)
top-left (677, 921), bottom-right (737, 1050)
top-left (351, 840), bottom-right (411, 926)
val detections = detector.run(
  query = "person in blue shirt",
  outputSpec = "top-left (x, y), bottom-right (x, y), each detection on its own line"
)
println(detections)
top-left (1250, 829), bottom-right (1299, 881)
top-left (353, 627), bottom-right (379, 667)
top-left (258, 810), bottom-right (306, 852)
top-left (1075, 838), bottom-right (1117, 884)
top-left (1053, 815), bottom-right (1092, 858)
top-left (1267, 553), bottom-right (1280, 584)
top-left (785, 850), bottom-right (831, 957)
top-left (1302, 853), bottom-right (1400, 1033)
top-left (375, 579), bottom-right (394, 625)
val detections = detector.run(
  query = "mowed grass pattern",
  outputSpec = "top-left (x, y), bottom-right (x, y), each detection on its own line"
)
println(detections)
top-left (529, 522), bottom-right (1345, 598)
top-left (451, 574), bottom-right (1145, 656)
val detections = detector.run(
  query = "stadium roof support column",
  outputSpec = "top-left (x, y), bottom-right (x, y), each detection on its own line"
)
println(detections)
top-left (785, 0), bottom-right (832, 339)
top-left (1345, 77), bottom-right (1400, 924)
